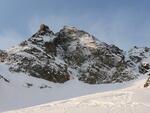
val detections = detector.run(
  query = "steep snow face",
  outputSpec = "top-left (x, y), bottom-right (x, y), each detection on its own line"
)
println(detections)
top-left (79, 34), bottom-right (97, 49)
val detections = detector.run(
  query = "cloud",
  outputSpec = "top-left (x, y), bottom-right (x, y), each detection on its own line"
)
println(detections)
top-left (0, 30), bottom-right (23, 50)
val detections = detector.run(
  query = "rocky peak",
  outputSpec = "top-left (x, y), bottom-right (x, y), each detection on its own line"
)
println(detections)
top-left (22, 24), bottom-right (57, 55)
top-left (32, 24), bottom-right (54, 38)
top-left (39, 24), bottom-right (51, 33)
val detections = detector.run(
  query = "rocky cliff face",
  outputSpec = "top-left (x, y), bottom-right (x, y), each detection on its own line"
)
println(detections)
top-left (0, 24), bottom-right (146, 84)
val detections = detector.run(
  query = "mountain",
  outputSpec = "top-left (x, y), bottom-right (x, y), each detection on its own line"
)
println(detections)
top-left (0, 24), bottom-right (150, 112)
top-left (0, 24), bottom-right (139, 84)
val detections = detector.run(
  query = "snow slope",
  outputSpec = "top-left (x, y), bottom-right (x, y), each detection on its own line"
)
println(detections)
top-left (2, 74), bottom-right (150, 113)
top-left (0, 63), bottom-right (134, 112)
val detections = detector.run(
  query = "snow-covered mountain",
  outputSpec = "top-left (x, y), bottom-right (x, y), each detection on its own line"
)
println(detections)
top-left (0, 24), bottom-right (139, 84)
top-left (0, 24), bottom-right (150, 112)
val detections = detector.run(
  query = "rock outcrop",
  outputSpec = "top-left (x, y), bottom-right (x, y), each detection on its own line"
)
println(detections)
top-left (144, 75), bottom-right (150, 88)
top-left (0, 50), bottom-right (8, 62)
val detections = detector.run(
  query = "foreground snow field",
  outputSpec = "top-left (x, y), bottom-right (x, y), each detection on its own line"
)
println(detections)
top-left (0, 63), bottom-right (137, 112)
top-left (3, 75), bottom-right (150, 113)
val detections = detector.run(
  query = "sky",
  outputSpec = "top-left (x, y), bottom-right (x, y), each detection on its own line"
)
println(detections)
top-left (0, 0), bottom-right (150, 50)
